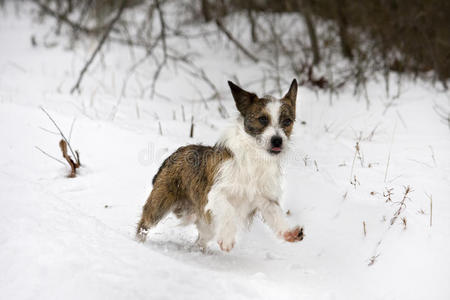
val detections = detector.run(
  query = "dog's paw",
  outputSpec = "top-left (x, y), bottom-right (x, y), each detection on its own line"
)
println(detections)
top-left (135, 228), bottom-right (149, 243)
top-left (218, 239), bottom-right (235, 252)
top-left (282, 226), bottom-right (304, 242)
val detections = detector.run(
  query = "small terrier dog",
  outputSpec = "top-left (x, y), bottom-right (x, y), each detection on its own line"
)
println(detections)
top-left (136, 79), bottom-right (304, 251)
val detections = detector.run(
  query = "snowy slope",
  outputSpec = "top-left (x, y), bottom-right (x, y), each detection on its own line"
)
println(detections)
top-left (1, 5), bottom-right (450, 300)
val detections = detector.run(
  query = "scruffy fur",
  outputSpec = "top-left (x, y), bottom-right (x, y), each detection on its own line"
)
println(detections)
top-left (137, 79), bottom-right (304, 251)
top-left (136, 145), bottom-right (231, 238)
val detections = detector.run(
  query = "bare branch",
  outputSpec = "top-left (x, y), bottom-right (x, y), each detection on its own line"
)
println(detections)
top-left (215, 19), bottom-right (259, 63)
top-left (33, 0), bottom-right (112, 36)
top-left (34, 0), bottom-right (91, 35)
top-left (70, 0), bottom-right (127, 94)
top-left (149, 0), bottom-right (169, 99)
top-left (40, 106), bottom-right (78, 164)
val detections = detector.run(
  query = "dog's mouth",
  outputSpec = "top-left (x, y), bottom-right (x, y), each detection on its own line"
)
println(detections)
top-left (269, 147), bottom-right (282, 154)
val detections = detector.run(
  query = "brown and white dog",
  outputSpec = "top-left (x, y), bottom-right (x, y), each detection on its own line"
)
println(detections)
top-left (136, 79), bottom-right (304, 251)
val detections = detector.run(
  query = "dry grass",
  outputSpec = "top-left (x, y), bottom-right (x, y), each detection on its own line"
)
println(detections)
top-left (363, 221), bottom-right (367, 237)
top-left (390, 186), bottom-right (413, 226)
top-left (350, 175), bottom-right (360, 189)
top-left (383, 187), bottom-right (394, 203)
top-left (190, 116), bottom-right (194, 138)
top-left (368, 253), bottom-right (379, 266)
top-left (384, 120), bottom-right (399, 182)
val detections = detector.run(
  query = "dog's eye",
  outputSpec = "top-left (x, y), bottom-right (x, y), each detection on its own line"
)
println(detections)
top-left (282, 118), bottom-right (292, 127)
top-left (258, 116), bottom-right (268, 125)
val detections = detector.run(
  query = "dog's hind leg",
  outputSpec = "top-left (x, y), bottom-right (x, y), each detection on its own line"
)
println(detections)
top-left (136, 184), bottom-right (176, 242)
top-left (195, 219), bottom-right (214, 250)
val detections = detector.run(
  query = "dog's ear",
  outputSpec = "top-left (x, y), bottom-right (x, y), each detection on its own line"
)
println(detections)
top-left (228, 81), bottom-right (258, 116)
top-left (284, 79), bottom-right (298, 111)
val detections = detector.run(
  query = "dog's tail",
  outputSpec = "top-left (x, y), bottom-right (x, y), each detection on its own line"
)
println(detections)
top-left (136, 183), bottom-right (176, 242)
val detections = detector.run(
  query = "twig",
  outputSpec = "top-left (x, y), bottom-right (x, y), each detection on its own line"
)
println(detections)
top-left (349, 141), bottom-right (360, 181)
top-left (350, 175), bottom-right (360, 189)
top-left (33, 0), bottom-right (100, 36)
top-left (368, 253), bottom-right (379, 266)
top-left (190, 116), bottom-right (194, 138)
top-left (215, 19), bottom-right (259, 63)
top-left (110, 36), bottom-right (161, 121)
top-left (303, 155), bottom-right (309, 166)
top-left (433, 104), bottom-right (450, 129)
top-left (40, 107), bottom-right (78, 163)
top-left (390, 185), bottom-right (412, 226)
top-left (35, 146), bottom-right (66, 166)
top-left (396, 110), bottom-right (407, 129)
top-left (149, 0), bottom-right (168, 99)
top-left (155, 0), bottom-right (167, 59)
top-left (181, 105), bottom-right (186, 122)
top-left (401, 217), bottom-right (407, 230)
top-left (384, 120), bottom-right (397, 182)
top-left (369, 185), bottom-right (412, 266)
top-left (364, 123), bottom-right (379, 141)
top-left (363, 221), bottom-right (367, 237)
top-left (177, 60), bottom-right (229, 118)
top-left (68, 117), bottom-right (76, 142)
top-left (70, 0), bottom-right (127, 93)
top-left (429, 146), bottom-right (437, 167)
top-left (383, 187), bottom-right (394, 203)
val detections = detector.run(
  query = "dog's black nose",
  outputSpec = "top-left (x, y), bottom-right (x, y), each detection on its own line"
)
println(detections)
top-left (270, 136), bottom-right (283, 148)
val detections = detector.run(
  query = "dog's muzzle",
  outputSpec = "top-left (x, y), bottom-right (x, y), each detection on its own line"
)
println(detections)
top-left (270, 136), bottom-right (283, 154)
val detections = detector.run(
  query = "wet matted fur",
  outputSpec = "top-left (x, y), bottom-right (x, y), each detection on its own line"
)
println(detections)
top-left (136, 79), bottom-right (304, 251)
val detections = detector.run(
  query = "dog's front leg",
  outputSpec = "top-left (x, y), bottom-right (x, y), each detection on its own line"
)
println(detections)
top-left (206, 194), bottom-right (238, 252)
top-left (258, 198), bottom-right (304, 242)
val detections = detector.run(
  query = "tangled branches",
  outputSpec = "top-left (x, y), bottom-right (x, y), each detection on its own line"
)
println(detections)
top-left (30, 0), bottom-right (448, 102)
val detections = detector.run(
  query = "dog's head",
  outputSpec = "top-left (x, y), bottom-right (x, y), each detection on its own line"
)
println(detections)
top-left (228, 79), bottom-right (297, 155)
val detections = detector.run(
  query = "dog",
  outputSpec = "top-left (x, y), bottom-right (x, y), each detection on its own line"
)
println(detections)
top-left (136, 79), bottom-right (304, 252)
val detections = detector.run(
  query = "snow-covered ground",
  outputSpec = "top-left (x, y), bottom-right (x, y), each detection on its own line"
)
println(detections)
top-left (1, 4), bottom-right (449, 300)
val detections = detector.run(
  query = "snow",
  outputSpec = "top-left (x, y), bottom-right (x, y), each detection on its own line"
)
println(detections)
top-left (1, 4), bottom-right (450, 300)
